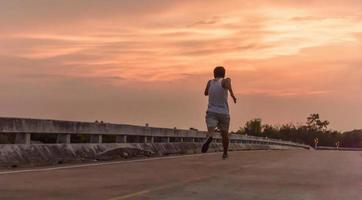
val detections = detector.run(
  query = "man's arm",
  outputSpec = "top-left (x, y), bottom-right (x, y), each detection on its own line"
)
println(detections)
top-left (204, 80), bottom-right (211, 96)
top-left (222, 78), bottom-right (237, 103)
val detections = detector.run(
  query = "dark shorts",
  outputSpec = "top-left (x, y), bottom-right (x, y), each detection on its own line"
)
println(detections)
top-left (205, 111), bottom-right (230, 132)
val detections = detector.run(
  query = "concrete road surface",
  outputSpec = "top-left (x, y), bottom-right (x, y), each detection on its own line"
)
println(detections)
top-left (0, 150), bottom-right (361, 200)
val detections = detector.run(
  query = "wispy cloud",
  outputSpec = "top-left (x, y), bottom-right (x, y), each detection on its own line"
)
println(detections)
top-left (236, 88), bottom-right (331, 97)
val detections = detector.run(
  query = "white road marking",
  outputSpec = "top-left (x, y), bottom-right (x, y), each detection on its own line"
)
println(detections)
top-left (107, 175), bottom-right (211, 200)
top-left (108, 190), bottom-right (151, 200)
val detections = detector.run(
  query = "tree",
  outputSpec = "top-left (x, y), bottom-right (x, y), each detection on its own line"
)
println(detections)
top-left (244, 118), bottom-right (262, 136)
top-left (341, 130), bottom-right (362, 148)
top-left (306, 113), bottom-right (329, 131)
top-left (263, 124), bottom-right (279, 139)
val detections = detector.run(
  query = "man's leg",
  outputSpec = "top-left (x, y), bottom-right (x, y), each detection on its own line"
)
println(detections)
top-left (207, 127), bottom-right (216, 138)
top-left (203, 112), bottom-right (217, 153)
top-left (202, 127), bottom-right (215, 153)
top-left (218, 114), bottom-right (230, 159)
top-left (221, 130), bottom-right (229, 158)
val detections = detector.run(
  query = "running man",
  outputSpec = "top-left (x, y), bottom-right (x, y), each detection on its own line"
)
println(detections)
top-left (202, 66), bottom-right (237, 159)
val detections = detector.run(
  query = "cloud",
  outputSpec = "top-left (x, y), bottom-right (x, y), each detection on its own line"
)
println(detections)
top-left (236, 88), bottom-right (331, 97)
top-left (187, 16), bottom-right (222, 27)
top-left (1, 0), bottom-right (362, 130)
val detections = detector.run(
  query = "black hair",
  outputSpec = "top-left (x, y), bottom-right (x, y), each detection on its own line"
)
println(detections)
top-left (214, 66), bottom-right (225, 78)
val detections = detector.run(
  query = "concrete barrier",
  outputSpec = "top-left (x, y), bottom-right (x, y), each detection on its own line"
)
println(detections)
top-left (0, 117), bottom-right (310, 148)
top-left (0, 117), bottom-right (311, 168)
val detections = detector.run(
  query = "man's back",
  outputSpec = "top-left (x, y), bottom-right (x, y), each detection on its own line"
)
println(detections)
top-left (207, 78), bottom-right (229, 115)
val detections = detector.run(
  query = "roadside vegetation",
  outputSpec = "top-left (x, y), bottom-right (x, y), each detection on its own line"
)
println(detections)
top-left (232, 114), bottom-right (362, 148)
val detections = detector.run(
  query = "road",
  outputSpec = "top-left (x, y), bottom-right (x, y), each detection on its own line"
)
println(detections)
top-left (0, 150), bottom-right (361, 200)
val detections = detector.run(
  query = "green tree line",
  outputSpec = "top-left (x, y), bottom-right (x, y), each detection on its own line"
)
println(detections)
top-left (232, 114), bottom-right (362, 148)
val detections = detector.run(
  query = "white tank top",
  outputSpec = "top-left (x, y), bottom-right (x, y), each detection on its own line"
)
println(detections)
top-left (207, 78), bottom-right (229, 115)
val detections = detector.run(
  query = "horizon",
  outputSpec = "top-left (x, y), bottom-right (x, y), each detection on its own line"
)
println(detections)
top-left (1, 0), bottom-right (361, 132)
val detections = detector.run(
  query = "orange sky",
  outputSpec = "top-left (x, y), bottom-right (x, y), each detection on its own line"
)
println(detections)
top-left (0, 0), bottom-right (361, 131)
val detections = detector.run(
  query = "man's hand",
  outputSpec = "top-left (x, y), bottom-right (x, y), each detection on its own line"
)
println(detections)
top-left (232, 96), bottom-right (237, 104)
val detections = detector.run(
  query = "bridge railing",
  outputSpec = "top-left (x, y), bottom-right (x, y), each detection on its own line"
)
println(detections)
top-left (0, 117), bottom-right (310, 149)
top-left (316, 146), bottom-right (362, 151)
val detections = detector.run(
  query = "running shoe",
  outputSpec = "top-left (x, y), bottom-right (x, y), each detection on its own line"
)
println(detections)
top-left (201, 136), bottom-right (213, 153)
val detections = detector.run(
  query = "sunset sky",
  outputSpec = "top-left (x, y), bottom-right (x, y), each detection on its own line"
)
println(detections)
top-left (0, 0), bottom-right (361, 131)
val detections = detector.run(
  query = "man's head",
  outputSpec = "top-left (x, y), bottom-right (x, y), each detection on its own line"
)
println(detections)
top-left (214, 66), bottom-right (225, 78)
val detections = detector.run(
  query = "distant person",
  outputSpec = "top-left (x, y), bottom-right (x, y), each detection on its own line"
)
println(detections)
top-left (202, 66), bottom-right (237, 159)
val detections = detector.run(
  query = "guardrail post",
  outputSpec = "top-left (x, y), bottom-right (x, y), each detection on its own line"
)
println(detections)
top-left (90, 134), bottom-right (102, 143)
top-left (116, 135), bottom-right (127, 143)
top-left (15, 133), bottom-right (31, 144)
top-left (56, 133), bottom-right (71, 144)
top-left (167, 137), bottom-right (170, 143)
